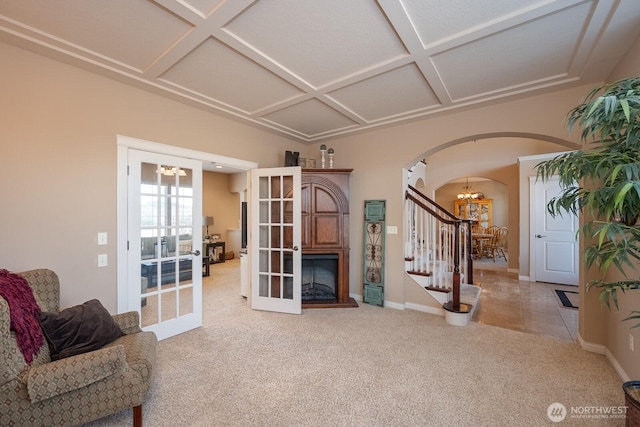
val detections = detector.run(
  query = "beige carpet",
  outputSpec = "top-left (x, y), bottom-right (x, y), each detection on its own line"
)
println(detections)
top-left (87, 259), bottom-right (625, 426)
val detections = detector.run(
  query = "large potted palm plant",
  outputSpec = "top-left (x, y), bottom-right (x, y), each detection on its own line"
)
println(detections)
top-left (536, 77), bottom-right (640, 425)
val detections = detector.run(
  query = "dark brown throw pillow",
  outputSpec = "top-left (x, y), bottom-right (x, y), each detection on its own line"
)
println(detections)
top-left (39, 299), bottom-right (124, 360)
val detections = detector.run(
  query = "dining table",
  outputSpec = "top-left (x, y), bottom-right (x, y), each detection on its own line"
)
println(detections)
top-left (471, 233), bottom-right (493, 259)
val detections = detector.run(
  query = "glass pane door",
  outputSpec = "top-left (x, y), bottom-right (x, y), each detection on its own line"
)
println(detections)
top-left (251, 167), bottom-right (301, 314)
top-left (129, 150), bottom-right (202, 340)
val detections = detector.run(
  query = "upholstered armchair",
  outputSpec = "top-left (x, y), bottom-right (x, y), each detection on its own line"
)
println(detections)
top-left (0, 269), bottom-right (157, 427)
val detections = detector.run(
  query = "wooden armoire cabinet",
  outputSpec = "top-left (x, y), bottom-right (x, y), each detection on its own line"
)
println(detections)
top-left (454, 199), bottom-right (492, 229)
top-left (299, 169), bottom-right (357, 308)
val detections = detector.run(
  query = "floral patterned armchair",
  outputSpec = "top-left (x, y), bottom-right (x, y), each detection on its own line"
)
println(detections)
top-left (0, 269), bottom-right (157, 426)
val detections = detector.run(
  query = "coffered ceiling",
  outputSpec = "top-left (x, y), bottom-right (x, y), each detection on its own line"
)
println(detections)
top-left (1, 1), bottom-right (639, 143)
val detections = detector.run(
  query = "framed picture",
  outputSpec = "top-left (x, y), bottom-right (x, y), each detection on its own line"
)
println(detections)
top-left (306, 158), bottom-right (316, 168)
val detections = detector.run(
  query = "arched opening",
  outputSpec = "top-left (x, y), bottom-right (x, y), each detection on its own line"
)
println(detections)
top-left (405, 133), bottom-right (578, 274)
top-left (403, 133), bottom-right (580, 337)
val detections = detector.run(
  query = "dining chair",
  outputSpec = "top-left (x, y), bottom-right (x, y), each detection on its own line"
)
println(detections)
top-left (487, 227), bottom-right (508, 262)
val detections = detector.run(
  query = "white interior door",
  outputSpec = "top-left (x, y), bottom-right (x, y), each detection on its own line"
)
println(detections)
top-left (532, 177), bottom-right (579, 285)
top-left (250, 167), bottom-right (301, 314)
top-left (128, 149), bottom-right (203, 340)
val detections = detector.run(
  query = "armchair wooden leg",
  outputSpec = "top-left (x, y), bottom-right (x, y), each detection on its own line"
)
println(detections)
top-left (133, 405), bottom-right (142, 427)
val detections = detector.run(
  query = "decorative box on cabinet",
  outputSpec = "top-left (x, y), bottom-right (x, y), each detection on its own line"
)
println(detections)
top-left (454, 199), bottom-right (492, 229)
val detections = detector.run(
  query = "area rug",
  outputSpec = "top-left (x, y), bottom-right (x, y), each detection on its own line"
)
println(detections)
top-left (555, 289), bottom-right (579, 309)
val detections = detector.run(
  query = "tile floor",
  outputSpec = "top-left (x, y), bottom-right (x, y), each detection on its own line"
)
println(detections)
top-left (471, 267), bottom-right (579, 341)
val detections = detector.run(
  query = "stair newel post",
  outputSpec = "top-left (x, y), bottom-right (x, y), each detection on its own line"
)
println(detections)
top-left (465, 220), bottom-right (473, 284)
top-left (452, 221), bottom-right (461, 311)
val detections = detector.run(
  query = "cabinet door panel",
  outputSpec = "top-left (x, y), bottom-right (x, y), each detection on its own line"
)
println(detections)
top-left (314, 187), bottom-right (339, 213)
top-left (301, 215), bottom-right (310, 247)
top-left (314, 216), bottom-right (341, 246)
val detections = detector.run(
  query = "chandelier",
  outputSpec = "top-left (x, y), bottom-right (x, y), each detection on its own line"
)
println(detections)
top-left (456, 178), bottom-right (483, 201)
top-left (158, 165), bottom-right (187, 176)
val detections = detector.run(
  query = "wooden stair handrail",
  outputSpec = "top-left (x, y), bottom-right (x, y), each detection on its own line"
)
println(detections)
top-left (407, 184), bottom-right (459, 222)
top-left (405, 192), bottom-right (461, 226)
top-left (404, 185), bottom-right (475, 303)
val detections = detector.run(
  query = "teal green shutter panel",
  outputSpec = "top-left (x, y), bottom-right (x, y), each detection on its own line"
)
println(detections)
top-left (363, 200), bottom-right (385, 306)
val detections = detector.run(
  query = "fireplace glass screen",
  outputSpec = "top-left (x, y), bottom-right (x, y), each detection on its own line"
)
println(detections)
top-left (301, 254), bottom-right (338, 301)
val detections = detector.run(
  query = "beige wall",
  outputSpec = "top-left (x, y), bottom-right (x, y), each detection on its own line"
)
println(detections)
top-left (595, 33), bottom-right (640, 380)
top-left (3, 33), bottom-right (639, 380)
top-left (0, 41), bottom-right (306, 312)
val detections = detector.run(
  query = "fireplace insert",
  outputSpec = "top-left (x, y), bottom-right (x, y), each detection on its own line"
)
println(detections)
top-left (301, 254), bottom-right (338, 302)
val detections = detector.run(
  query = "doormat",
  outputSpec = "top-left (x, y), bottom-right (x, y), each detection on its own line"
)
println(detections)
top-left (555, 289), bottom-right (578, 309)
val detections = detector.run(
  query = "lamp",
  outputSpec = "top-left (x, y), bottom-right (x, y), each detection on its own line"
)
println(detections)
top-left (456, 178), bottom-right (483, 201)
top-left (203, 216), bottom-right (214, 240)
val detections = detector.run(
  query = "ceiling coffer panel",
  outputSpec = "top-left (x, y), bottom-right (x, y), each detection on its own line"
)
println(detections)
top-left (402, 0), bottom-right (543, 48)
top-left (0, 0), bottom-right (191, 71)
top-left (159, 37), bottom-right (303, 114)
top-left (0, 0), bottom-right (637, 143)
top-left (328, 63), bottom-right (440, 122)
top-left (432, 2), bottom-right (593, 101)
top-left (262, 99), bottom-right (358, 138)
top-left (224, 0), bottom-right (409, 88)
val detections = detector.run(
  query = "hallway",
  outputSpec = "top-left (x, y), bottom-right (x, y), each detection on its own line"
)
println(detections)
top-left (471, 268), bottom-right (579, 341)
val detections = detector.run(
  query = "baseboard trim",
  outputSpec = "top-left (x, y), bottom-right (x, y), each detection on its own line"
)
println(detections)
top-left (384, 300), bottom-right (406, 310)
top-left (404, 302), bottom-right (444, 316)
top-left (518, 275), bottom-right (530, 281)
top-left (577, 333), bottom-right (630, 382)
top-left (350, 292), bottom-right (363, 302)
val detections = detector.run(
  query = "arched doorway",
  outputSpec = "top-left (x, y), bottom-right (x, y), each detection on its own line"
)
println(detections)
top-left (402, 134), bottom-right (581, 339)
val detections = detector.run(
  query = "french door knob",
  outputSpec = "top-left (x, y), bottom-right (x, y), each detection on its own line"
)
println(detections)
top-left (535, 234), bottom-right (546, 238)
top-left (190, 250), bottom-right (201, 256)
top-left (293, 246), bottom-right (299, 251)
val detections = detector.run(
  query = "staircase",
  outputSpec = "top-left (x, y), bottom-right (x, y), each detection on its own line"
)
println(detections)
top-left (404, 185), bottom-right (481, 325)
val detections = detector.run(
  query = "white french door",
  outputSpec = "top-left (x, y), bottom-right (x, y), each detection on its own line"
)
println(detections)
top-left (128, 149), bottom-right (203, 340)
top-left (532, 177), bottom-right (579, 285)
top-left (250, 167), bottom-right (302, 314)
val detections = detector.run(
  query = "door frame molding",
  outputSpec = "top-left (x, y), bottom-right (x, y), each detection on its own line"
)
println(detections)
top-left (116, 134), bottom-right (258, 313)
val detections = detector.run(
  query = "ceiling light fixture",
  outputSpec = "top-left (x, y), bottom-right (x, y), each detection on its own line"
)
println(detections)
top-left (456, 178), bottom-right (483, 201)
top-left (157, 165), bottom-right (187, 176)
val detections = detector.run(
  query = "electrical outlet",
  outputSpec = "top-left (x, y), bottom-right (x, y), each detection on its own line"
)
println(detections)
top-left (387, 226), bottom-right (398, 235)
top-left (630, 334), bottom-right (635, 352)
top-left (98, 254), bottom-right (108, 267)
top-left (97, 232), bottom-right (108, 245)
